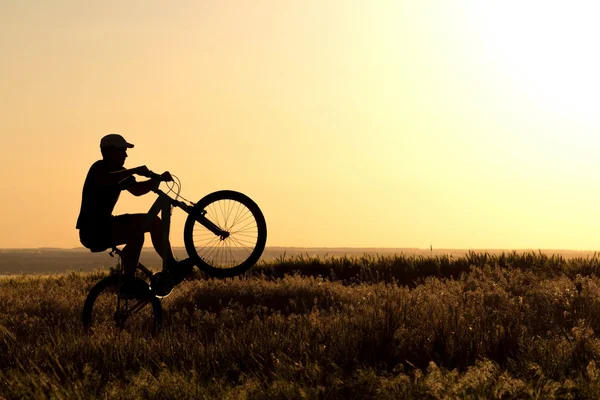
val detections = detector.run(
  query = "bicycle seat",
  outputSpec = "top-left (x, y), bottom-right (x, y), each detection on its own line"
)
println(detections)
top-left (89, 244), bottom-right (122, 257)
top-left (89, 245), bottom-right (109, 253)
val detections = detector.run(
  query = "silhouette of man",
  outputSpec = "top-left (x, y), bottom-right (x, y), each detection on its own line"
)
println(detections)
top-left (76, 134), bottom-right (188, 296)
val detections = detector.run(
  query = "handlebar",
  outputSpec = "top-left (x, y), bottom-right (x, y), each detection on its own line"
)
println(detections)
top-left (146, 171), bottom-right (190, 205)
top-left (147, 171), bottom-right (177, 195)
top-left (146, 171), bottom-right (173, 182)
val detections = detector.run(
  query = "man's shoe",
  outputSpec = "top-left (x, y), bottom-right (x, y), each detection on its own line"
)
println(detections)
top-left (169, 258), bottom-right (195, 285)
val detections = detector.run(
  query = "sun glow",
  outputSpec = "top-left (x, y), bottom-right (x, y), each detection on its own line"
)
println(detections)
top-left (454, 1), bottom-right (600, 188)
top-left (470, 1), bottom-right (600, 120)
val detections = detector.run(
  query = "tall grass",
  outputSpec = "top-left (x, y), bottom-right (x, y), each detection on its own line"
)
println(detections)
top-left (2, 252), bottom-right (600, 398)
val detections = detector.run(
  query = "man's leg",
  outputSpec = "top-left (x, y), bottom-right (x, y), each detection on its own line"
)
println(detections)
top-left (145, 215), bottom-right (176, 264)
top-left (111, 214), bottom-right (177, 275)
top-left (111, 219), bottom-right (145, 278)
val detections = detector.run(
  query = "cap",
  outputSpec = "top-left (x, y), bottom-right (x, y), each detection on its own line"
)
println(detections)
top-left (100, 134), bottom-right (134, 149)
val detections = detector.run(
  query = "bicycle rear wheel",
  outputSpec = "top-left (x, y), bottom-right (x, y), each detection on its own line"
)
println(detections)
top-left (82, 275), bottom-right (163, 334)
top-left (184, 190), bottom-right (267, 278)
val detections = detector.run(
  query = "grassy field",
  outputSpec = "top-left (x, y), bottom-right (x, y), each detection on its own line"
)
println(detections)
top-left (2, 252), bottom-right (600, 398)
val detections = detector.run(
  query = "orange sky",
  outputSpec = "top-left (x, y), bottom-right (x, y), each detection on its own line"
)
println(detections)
top-left (2, 1), bottom-right (600, 250)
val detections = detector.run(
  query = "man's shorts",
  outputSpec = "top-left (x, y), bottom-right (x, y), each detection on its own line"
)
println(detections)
top-left (79, 214), bottom-right (133, 252)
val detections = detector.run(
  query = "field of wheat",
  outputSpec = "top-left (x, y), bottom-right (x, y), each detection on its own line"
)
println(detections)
top-left (2, 252), bottom-right (600, 399)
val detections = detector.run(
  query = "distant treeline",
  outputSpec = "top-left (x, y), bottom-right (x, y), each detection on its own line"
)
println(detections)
top-left (0, 247), bottom-right (599, 275)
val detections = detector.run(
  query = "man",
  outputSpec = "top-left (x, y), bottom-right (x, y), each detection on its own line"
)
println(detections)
top-left (76, 134), bottom-right (190, 297)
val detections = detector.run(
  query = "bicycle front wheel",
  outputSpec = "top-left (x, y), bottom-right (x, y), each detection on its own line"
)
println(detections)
top-left (82, 275), bottom-right (163, 334)
top-left (184, 190), bottom-right (267, 278)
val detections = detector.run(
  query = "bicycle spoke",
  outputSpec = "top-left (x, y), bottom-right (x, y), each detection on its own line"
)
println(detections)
top-left (201, 242), bottom-right (222, 262)
top-left (232, 210), bottom-right (252, 228)
top-left (201, 244), bottom-right (219, 262)
top-left (230, 239), bottom-right (256, 248)
top-left (230, 236), bottom-right (252, 255)
top-left (220, 241), bottom-right (227, 267)
top-left (231, 201), bottom-right (244, 229)
top-left (227, 246), bottom-right (236, 267)
top-left (225, 200), bottom-right (235, 229)
top-left (228, 238), bottom-right (248, 261)
top-left (218, 200), bottom-right (227, 228)
top-left (194, 229), bottom-right (221, 242)
top-left (219, 242), bottom-right (226, 267)
top-left (222, 200), bottom-right (229, 229)
top-left (231, 207), bottom-right (250, 228)
top-left (198, 236), bottom-right (221, 259)
top-left (230, 228), bottom-right (258, 236)
top-left (233, 220), bottom-right (257, 234)
top-left (208, 204), bottom-right (222, 229)
top-left (230, 234), bottom-right (257, 242)
top-left (215, 241), bottom-right (223, 267)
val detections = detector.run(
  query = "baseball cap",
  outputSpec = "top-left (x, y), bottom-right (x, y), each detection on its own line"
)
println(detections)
top-left (100, 134), bottom-right (134, 149)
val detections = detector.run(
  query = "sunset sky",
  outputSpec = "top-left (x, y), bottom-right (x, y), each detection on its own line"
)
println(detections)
top-left (2, 1), bottom-right (600, 250)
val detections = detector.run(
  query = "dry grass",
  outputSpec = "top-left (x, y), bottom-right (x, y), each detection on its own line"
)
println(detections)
top-left (2, 252), bottom-right (600, 398)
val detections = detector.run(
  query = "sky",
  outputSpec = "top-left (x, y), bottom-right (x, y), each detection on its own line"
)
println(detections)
top-left (1, 0), bottom-right (600, 250)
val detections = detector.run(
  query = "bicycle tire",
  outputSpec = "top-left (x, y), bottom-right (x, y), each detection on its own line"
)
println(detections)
top-left (184, 190), bottom-right (267, 278)
top-left (82, 275), bottom-right (163, 333)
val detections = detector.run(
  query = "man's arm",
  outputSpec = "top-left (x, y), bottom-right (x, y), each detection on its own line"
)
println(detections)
top-left (95, 165), bottom-right (150, 186)
top-left (127, 178), bottom-right (160, 197)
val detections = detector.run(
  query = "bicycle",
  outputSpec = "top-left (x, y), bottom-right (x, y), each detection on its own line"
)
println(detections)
top-left (81, 173), bottom-right (267, 333)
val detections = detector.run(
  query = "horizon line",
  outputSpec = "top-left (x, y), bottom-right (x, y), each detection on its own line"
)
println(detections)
top-left (1, 246), bottom-right (599, 252)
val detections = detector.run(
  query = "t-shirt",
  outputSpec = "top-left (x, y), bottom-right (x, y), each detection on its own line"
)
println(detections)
top-left (76, 160), bottom-right (136, 231)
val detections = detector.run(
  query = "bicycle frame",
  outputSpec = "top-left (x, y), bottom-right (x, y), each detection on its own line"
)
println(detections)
top-left (141, 184), bottom-right (229, 271)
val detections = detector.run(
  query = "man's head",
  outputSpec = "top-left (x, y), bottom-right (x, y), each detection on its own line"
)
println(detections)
top-left (100, 134), bottom-right (134, 168)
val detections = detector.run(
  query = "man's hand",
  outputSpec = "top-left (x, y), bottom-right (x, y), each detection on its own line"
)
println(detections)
top-left (134, 166), bottom-right (172, 181)
top-left (126, 169), bottom-right (173, 196)
top-left (159, 171), bottom-right (173, 182)
top-left (135, 165), bottom-right (152, 177)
